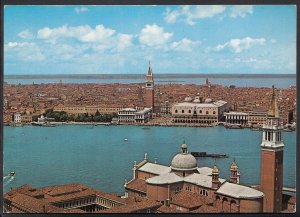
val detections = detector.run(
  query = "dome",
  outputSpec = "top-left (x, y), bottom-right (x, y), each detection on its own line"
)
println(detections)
top-left (205, 98), bottom-right (212, 103)
top-left (184, 96), bottom-right (192, 102)
top-left (170, 144), bottom-right (197, 171)
top-left (212, 165), bottom-right (219, 174)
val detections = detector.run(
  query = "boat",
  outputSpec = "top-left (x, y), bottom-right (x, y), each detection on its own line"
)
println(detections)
top-left (124, 138), bottom-right (128, 141)
top-left (9, 171), bottom-right (15, 176)
top-left (191, 152), bottom-right (228, 158)
top-left (142, 127), bottom-right (151, 130)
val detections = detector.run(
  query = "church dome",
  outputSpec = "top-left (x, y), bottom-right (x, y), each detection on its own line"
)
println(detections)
top-left (193, 96), bottom-right (201, 103)
top-left (205, 98), bottom-right (212, 103)
top-left (170, 143), bottom-right (197, 171)
top-left (184, 96), bottom-right (192, 102)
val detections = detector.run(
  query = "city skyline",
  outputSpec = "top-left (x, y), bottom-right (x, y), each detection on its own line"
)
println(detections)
top-left (4, 5), bottom-right (296, 75)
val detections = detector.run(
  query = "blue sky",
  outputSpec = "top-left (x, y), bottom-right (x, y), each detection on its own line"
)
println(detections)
top-left (4, 5), bottom-right (296, 75)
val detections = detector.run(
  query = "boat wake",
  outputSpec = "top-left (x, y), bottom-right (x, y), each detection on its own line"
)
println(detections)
top-left (4, 176), bottom-right (15, 186)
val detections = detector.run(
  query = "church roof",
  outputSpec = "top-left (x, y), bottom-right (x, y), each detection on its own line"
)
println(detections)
top-left (197, 167), bottom-right (213, 176)
top-left (138, 162), bottom-right (171, 175)
top-left (146, 173), bottom-right (182, 184)
top-left (216, 182), bottom-right (264, 199)
top-left (184, 173), bottom-right (226, 189)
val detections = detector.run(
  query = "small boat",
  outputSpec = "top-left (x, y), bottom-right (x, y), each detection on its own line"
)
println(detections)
top-left (124, 138), bottom-right (128, 141)
top-left (9, 171), bottom-right (15, 176)
top-left (142, 127), bottom-right (151, 130)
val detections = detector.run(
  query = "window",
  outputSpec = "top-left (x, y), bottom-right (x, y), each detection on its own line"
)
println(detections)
top-left (186, 186), bottom-right (192, 191)
top-left (189, 110), bottom-right (191, 113)
top-left (182, 110), bottom-right (184, 113)
top-left (213, 111), bottom-right (216, 114)
top-left (175, 186), bottom-right (181, 193)
top-left (175, 110), bottom-right (178, 113)
top-left (206, 111), bottom-right (209, 115)
top-left (200, 110), bottom-right (202, 113)
top-left (147, 209), bottom-right (151, 213)
top-left (194, 111), bottom-right (197, 115)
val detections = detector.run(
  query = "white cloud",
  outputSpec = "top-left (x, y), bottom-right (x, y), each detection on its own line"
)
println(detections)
top-left (75, 7), bottom-right (89, 14)
top-left (170, 38), bottom-right (200, 52)
top-left (116, 34), bottom-right (133, 51)
top-left (18, 29), bottom-right (33, 39)
top-left (164, 8), bottom-right (181, 24)
top-left (213, 37), bottom-right (266, 53)
top-left (37, 25), bottom-right (115, 43)
top-left (6, 42), bottom-right (45, 62)
top-left (230, 5), bottom-right (253, 18)
top-left (164, 5), bottom-right (226, 25)
top-left (139, 24), bottom-right (173, 47)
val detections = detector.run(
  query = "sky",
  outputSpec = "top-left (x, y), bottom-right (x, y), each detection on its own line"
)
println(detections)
top-left (4, 5), bottom-right (296, 75)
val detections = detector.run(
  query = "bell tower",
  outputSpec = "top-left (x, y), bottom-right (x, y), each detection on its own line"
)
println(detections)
top-left (230, 159), bottom-right (240, 184)
top-left (260, 85), bottom-right (284, 212)
top-left (145, 61), bottom-right (154, 110)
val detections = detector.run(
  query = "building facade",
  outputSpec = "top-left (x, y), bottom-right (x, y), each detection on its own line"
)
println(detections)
top-left (118, 108), bottom-right (152, 123)
top-left (224, 112), bottom-right (248, 125)
top-left (54, 105), bottom-right (120, 115)
top-left (171, 96), bottom-right (230, 124)
top-left (248, 111), bottom-right (267, 126)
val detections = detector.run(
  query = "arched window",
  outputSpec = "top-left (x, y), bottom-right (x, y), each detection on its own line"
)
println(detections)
top-left (182, 110), bottom-right (185, 113)
top-left (175, 110), bottom-right (178, 113)
top-left (186, 186), bottom-right (192, 191)
top-left (206, 111), bottom-right (209, 115)
top-left (200, 110), bottom-right (202, 113)
top-left (213, 111), bottom-right (216, 114)
top-left (194, 111), bottom-right (197, 114)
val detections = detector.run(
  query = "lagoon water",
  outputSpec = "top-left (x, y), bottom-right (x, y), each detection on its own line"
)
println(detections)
top-left (4, 77), bottom-right (296, 88)
top-left (3, 125), bottom-right (296, 195)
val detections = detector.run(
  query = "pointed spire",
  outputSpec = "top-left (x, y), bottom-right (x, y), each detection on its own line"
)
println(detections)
top-left (267, 85), bottom-right (279, 118)
top-left (212, 160), bottom-right (219, 174)
top-left (147, 60), bottom-right (152, 75)
top-left (231, 158), bottom-right (238, 171)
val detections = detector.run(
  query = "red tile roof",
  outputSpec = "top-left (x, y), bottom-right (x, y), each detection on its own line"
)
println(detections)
top-left (96, 197), bottom-right (162, 213)
top-left (170, 191), bottom-right (214, 209)
top-left (126, 178), bottom-right (147, 193)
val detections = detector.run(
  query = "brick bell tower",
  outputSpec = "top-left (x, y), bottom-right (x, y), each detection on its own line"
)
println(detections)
top-left (145, 61), bottom-right (154, 110)
top-left (260, 85), bottom-right (284, 212)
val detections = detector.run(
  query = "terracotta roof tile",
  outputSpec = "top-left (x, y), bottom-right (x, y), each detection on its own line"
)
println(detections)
top-left (96, 197), bottom-right (162, 213)
top-left (157, 205), bottom-right (183, 213)
top-left (170, 191), bottom-right (214, 209)
top-left (191, 204), bottom-right (221, 213)
top-left (126, 179), bottom-right (147, 193)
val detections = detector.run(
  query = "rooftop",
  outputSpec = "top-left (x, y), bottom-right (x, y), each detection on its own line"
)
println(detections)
top-left (138, 162), bottom-right (171, 175)
top-left (216, 182), bottom-right (264, 199)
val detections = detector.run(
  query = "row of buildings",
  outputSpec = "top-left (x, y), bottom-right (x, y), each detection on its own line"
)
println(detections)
top-left (3, 87), bottom-right (296, 213)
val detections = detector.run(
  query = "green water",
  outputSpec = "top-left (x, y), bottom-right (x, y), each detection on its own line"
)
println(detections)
top-left (3, 125), bottom-right (296, 195)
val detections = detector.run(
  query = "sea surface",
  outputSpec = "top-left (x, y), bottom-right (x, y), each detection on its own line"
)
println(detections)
top-left (4, 75), bottom-right (296, 88)
top-left (3, 125), bottom-right (296, 195)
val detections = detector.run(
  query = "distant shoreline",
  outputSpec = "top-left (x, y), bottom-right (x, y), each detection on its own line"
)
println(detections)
top-left (4, 73), bottom-right (296, 80)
